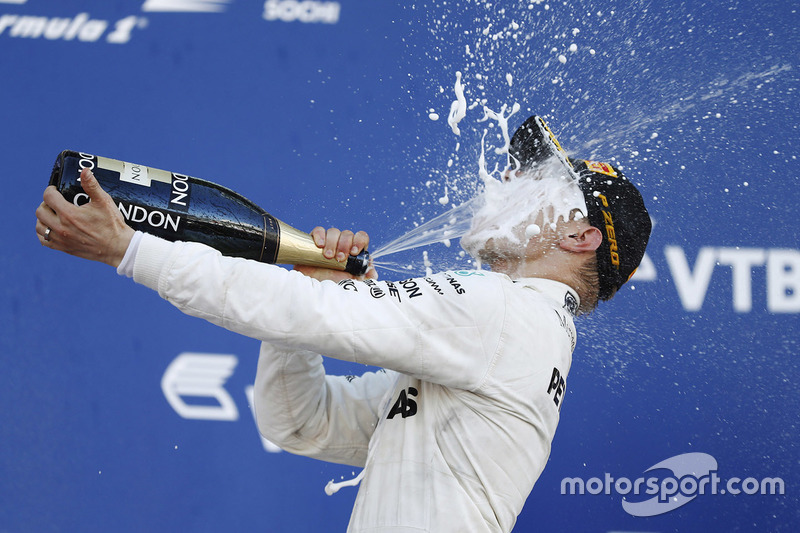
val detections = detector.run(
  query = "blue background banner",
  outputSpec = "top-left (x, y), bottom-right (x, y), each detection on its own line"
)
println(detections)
top-left (2, 0), bottom-right (798, 531)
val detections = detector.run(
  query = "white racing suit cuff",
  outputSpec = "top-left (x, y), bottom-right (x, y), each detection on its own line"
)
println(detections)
top-left (116, 230), bottom-right (144, 278)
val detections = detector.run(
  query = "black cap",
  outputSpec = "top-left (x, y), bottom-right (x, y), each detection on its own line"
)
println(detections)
top-left (509, 115), bottom-right (571, 170)
top-left (509, 115), bottom-right (652, 300)
top-left (572, 159), bottom-right (652, 300)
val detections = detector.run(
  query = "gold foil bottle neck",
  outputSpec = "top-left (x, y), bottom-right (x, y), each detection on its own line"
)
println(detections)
top-left (275, 220), bottom-right (353, 272)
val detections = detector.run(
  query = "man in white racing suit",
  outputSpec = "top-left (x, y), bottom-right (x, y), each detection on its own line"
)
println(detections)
top-left (35, 116), bottom-right (652, 532)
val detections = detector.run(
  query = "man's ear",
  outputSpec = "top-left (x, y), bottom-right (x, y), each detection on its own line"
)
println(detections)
top-left (560, 226), bottom-right (602, 252)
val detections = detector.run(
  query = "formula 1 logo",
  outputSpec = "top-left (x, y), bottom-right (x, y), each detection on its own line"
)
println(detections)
top-left (142, 0), bottom-right (232, 12)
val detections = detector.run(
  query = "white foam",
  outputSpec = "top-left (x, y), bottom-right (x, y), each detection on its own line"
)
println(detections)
top-left (460, 156), bottom-right (587, 261)
top-left (438, 186), bottom-right (450, 205)
top-left (325, 470), bottom-right (365, 496)
top-left (480, 103), bottom-right (521, 157)
top-left (525, 224), bottom-right (541, 237)
top-left (447, 71), bottom-right (467, 135)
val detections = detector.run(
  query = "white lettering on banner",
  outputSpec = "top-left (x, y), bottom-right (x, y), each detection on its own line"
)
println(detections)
top-left (142, 0), bottom-right (232, 12)
top-left (630, 252), bottom-right (656, 281)
top-left (263, 0), bottom-right (341, 24)
top-left (161, 352), bottom-right (239, 421)
top-left (160, 354), bottom-right (284, 453)
top-left (717, 248), bottom-right (767, 313)
top-left (107, 16), bottom-right (144, 43)
top-left (0, 13), bottom-right (146, 43)
top-left (665, 246), bottom-right (716, 311)
top-left (665, 246), bottom-right (800, 313)
top-left (766, 249), bottom-right (800, 313)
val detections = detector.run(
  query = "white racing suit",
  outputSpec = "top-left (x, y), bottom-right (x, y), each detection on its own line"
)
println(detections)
top-left (123, 233), bottom-right (579, 533)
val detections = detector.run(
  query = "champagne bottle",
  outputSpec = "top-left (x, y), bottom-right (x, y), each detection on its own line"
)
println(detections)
top-left (48, 150), bottom-right (370, 275)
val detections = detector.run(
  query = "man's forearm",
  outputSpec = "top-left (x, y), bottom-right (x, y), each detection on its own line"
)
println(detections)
top-left (126, 232), bottom-right (499, 390)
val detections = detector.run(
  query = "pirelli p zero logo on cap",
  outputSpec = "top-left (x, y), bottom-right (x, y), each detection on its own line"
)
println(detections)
top-left (596, 193), bottom-right (620, 268)
top-left (586, 160), bottom-right (618, 177)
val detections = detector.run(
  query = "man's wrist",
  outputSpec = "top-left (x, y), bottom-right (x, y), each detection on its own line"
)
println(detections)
top-left (108, 226), bottom-right (136, 268)
top-left (116, 230), bottom-right (143, 277)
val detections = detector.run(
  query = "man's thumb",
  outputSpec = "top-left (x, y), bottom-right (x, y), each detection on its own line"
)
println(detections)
top-left (80, 168), bottom-right (107, 201)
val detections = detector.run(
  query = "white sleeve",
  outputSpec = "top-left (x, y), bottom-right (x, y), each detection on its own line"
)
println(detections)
top-left (253, 341), bottom-right (396, 467)
top-left (131, 234), bottom-right (505, 390)
top-left (116, 230), bottom-right (143, 278)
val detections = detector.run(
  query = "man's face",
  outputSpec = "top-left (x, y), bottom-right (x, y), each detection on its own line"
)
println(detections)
top-left (460, 157), bottom-right (588, 264)
top-left (470, 208), bottom-right (591, 265)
